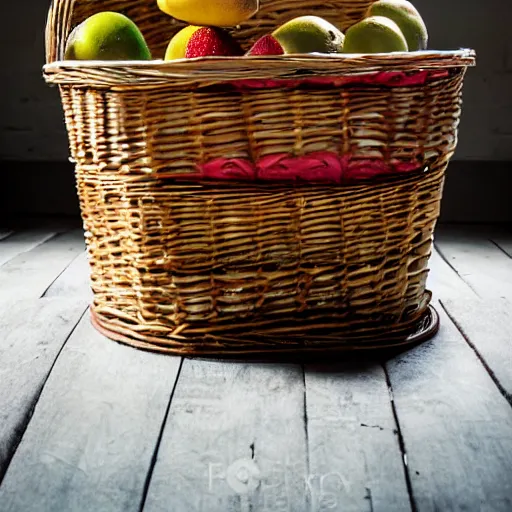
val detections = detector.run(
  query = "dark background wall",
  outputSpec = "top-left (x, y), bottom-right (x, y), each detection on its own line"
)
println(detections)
top-left (1, 0), bottom-right (511, 222)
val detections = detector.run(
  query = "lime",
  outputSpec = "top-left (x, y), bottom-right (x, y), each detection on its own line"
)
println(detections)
top-left (272, 16), bottom-right (345, 54)
top-left (64, 12), bottom-right (151, 61)
top-left (343, 16), bottom-right (408, 53)
top-left (367, 0), bottom-right (428, 51)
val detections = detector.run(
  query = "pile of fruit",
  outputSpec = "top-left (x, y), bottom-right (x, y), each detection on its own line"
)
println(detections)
top-left (64, 0), bottom-right (428, 61)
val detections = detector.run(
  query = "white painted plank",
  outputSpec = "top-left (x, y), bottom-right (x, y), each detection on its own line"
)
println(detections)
top-left (386, 300), bottom-right (512, 512)
top-left (43, 251), bottom-right (93, 300)
top-left (0, 230), bottom-right (86, 301)
top-left (435, 226), bottom-right (512, 300)
top-left (0, 229), bottom-right (57, 267)
top-left (0, 315), bottom-right (181, 512)
top-left (305, 363), bottom-right (411, 512)
top-left (426, 248), bottom-right (478, 301)
top-left (441, 297), bottom-right (512, 401)
top-left (0, 298), bottom-right (88, 482)
top-left (143, 361), bottom-right (308, 512)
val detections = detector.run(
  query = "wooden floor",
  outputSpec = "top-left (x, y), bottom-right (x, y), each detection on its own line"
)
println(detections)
top-left (0, 221), bottom-right (511, 512)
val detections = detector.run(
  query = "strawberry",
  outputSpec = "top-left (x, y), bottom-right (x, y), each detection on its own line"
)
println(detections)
top-left (246, 35), bottom-right (285, 56)
top-left (185, 27), bottom-right (243, 58)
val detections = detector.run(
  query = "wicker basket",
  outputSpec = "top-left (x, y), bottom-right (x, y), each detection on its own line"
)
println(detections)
top-left (43, 0), bottom-right (475, 357)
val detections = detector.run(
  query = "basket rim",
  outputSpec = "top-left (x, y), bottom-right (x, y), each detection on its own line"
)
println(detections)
top-left (43, 48), bottom-right (476, 87)
top-left (45, 49), bottom-right (476, 68)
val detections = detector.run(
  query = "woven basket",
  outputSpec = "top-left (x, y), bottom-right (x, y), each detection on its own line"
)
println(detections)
top-left (43, 0), bottom-right (475, 357)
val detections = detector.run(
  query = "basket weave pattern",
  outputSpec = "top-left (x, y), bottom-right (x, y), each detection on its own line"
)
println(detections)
top-left (81, 164), bottom-right (442, 343)
top-left (44, 0), bottom-right (475, 355)
top-left (54, 67), bottom-right (464, 182)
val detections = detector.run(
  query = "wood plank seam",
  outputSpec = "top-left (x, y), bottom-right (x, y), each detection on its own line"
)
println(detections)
top-left (383, 364), bottom-right (418, 512)
top-left (439, 300), bottom-right (512, 408)
top-left (0, 229), bottom-right (87, 303)
top-left (433, 243), bottom-right (481, 297)
top-left (366, 487), bottom-right (374, 512)
top-left (0, 231), bottom-right (59, 269)
top-left (0, 304), bottom-right (89, 486)
top-left (138, 357), bottom-right (184, 512)
top-left (142, 361), bottom-right (308, 511)
top-left (0, 231), bottom-right (14, 242)
top-left (301, 364), bottom-right (312, 510)
top-left (489, 239), bottom-right (512, 260)
top-left (40, 249), bottom-right (87, 298)
top-left (15, 233), bottom-right (60, 252)
top-left (385, 299), bottom-right (512, 511)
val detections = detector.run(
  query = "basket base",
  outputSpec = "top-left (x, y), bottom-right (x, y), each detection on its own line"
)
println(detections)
top-left (90, 305), bottom-right (439, 361)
